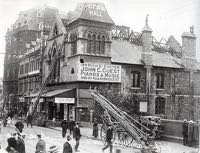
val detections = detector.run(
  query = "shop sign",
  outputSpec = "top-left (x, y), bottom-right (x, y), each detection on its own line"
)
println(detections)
top-left (19, 97), bottom-right (25, 102)
top-left (55, 98), bottom-right (75, 104)
top-left (139, 102), bottom-right (147, 112)
top-left (78, 63), bottom-right (121, 82)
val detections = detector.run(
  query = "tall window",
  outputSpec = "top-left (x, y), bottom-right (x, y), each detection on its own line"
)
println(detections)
top-left (87, 34), bottom-right (92, 53)
top-left (70, 33), bottom-right (77, 55)
top-left (155, 97), bottom-right (165, 114)
top-left (132, 71), bottom-right (140, 88)
top-left (156, 73), bottom-right (164, 89)
top-left (92, 34), bottom-right (96, 54)
top-left (87, 33), bottom-right (106, 55)
top-left (101, 35), bottom-right (105, 54)
top-left (96, 35), bottom-right (101, 54)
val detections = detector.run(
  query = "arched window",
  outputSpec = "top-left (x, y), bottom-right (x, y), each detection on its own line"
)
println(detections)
top-left (156, 73), bottom-right (164, 89)
top-left (132, 71), bottom-right (141, 88)
top-left (92, 34), bottom-right (96, 54)
top-left (101, 35), bottom-right (105, 55)
top-left (87, 34), bottom-right (92, 53)
top-left (155, 97), bottom-right (165, 114)
top-left (96, 35), bottom-right (101, 54)
top-left (70, 33), bottom-right (77, 56)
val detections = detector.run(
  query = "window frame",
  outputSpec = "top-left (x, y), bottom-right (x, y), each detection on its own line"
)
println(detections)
top-left (156, 73), bottom-right (164, 89)
top-left (131, 71), bottom-right (141, 88)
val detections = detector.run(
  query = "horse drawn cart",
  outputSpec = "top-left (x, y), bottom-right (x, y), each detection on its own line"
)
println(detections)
top-left (89, 88), bottom-right (160, 153)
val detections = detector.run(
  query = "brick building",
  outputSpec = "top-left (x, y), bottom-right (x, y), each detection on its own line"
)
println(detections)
top-left (3, 3), bottom-right (200, 121)
top-left (3, 6), bottom-right (58, 111)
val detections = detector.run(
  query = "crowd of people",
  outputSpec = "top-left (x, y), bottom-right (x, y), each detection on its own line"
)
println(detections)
top-left (182, 119), bottom-right (199, 148)
top-left (0, 115), bottom-right (83, 153)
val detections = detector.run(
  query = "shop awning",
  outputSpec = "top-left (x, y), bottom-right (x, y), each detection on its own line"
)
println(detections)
top-left (42, 89), bottom-right (73, 97)
top-left (24, 89), bottom-right (75, 98)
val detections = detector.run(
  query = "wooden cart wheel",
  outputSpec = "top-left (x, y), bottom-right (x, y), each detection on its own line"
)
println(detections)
top-left (101, 124), bottom-right (107, 145)
top-left (119, 132), bottom-right (135, 145)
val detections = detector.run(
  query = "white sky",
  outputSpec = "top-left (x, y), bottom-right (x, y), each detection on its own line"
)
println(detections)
top-left (0, 0), bottom-right (199, 78)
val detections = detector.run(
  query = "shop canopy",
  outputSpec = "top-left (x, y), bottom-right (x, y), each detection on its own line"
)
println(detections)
top-left (24, 89), bottom-right (75, 98)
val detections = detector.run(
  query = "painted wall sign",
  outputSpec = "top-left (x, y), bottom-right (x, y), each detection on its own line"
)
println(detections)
top-left (78, 63), bottom-right (121, 82)
top-left (55, 98), bottom-right (75, 104)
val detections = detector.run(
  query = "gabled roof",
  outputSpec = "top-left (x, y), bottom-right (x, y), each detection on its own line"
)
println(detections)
top-left (70, 2), bottom-right (114, 24)
top-left (111, 40), bottom-right (183, 68)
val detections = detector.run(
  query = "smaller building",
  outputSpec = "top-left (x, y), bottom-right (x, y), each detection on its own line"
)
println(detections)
top-left (17, 43), bottom-right (41, 113)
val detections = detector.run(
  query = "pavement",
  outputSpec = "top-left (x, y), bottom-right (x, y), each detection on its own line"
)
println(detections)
top-left (50, 125), bottom-right (199, 153)
top-left (0, 120), bottom-right (199, 153)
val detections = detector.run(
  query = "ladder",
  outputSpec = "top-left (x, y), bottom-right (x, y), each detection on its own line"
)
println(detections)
top-left (27, 55), bottom-right (59, 116)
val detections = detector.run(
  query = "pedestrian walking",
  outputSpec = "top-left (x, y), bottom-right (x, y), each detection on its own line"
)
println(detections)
top-left (188, 120), bottom-right (194, 147)
top-left (63, 135), bottom-right (72, 153)
top-left (27, 114), bottom-right (33, 128)
top-left (73, 122), bottom-right (81, 152)
top-left (15, 120), bottom-right (26, 153)
top-left (68, 117), bottom-right (75, 135)
top-left (35, 133), bottom-right (46, 153)
top-left (61, 118), bottom-right (68, 138)
top-left (102, 124), bottom-right (113, 153)
top-left (192, 120), bottom-right (199, 148)
top-left (92, 118), bottom-right (98, 138)
top-left (182, 119), bottom-right (188, 145)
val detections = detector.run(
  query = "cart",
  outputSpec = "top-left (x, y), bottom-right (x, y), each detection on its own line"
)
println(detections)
top-left (89, 88), bottom-right (160, 153)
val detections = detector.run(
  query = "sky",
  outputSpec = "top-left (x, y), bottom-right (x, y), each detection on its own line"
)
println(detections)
top-left (0, 0), bottom-right (199, 78)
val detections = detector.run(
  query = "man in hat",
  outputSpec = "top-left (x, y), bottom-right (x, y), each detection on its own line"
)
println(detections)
top-left (68, 117), bottom-right (75, 135)
top-left (15, 120), bottom-right (26, 153)
top-left (63, 135), bottom-right (72, 153)
top-left (93, 118), bottom-right (98, 138)
top-left (35, 133), bottom-right (46, 153)
top-left (61, 117), bottom-right (68, 138)
top-left (102, 123), bottom-right (113, 153)
top-left (182, 119), bottom-right (188, 145)
top-left (73, 122), bottom-right (81, 152)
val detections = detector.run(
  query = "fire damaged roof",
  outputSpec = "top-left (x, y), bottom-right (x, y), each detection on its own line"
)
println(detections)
top-left (111, 40), bottom-right (184, 68)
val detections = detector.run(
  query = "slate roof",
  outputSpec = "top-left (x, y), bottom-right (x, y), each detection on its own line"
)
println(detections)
top-left (68, 2), bottom-right (114, 24)
top-left (111, 40), bottom-right (183, 68)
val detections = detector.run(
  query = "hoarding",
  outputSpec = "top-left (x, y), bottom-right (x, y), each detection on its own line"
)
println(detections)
top-left (78, 63), bottom-right (121, 82)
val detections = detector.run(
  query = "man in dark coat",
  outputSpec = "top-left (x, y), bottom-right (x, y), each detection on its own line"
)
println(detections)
top-left (15, 120), bottom-right (26, 153)
top-left (73, 122), bottom-right (81, 152)
top-left (68, 117), bottom-right (75, 135)
top-left (27, 114), bottom-right (33, 128)
top-left (61, 118), bottom-right (68, 138)
top-left (63, 135), bottom-right (72, 153)
top-left (102, 124), bottom-right (113, 153)
top-left (35, 133), bottom-right (46, 153)
top-left (182, 119), bottom-right (188, 145)
top-left (92, 118), bottom-right (98, 138)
